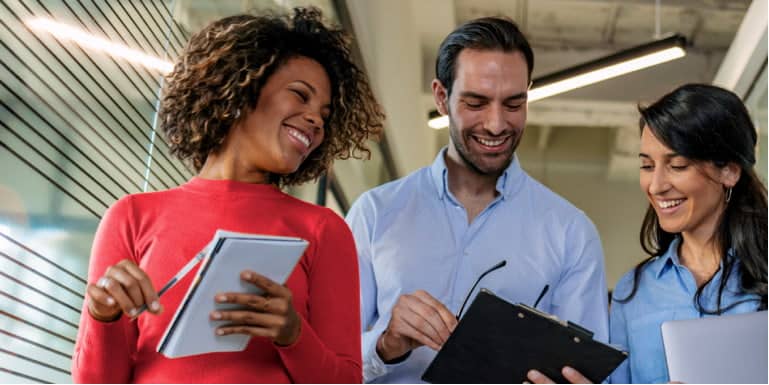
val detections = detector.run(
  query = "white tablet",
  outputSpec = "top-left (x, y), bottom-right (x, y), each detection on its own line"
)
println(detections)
top-left (662, 310), bottom-right (767, 384)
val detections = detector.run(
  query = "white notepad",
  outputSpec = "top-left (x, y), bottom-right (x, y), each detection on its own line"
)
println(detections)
top-left (157, 230), bottom-right (308, 358)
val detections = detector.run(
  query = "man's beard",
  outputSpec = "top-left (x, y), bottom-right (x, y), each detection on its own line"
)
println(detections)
top-left (449, 122), bottom-right (516, 176)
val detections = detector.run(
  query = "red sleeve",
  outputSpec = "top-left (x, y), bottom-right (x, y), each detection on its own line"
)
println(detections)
top-left (277, 211), bottom-right (362, 383)
top-left (72, 197), bottom-right (139, 383)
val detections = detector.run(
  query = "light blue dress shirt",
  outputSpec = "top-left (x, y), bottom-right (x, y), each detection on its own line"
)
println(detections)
top-left (346, 149), bottom-right (609, 383)
top-left (609, 237), bottom-right (762, 383)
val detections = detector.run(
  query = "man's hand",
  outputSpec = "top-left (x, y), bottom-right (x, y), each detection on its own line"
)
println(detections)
top-left (527, 367), bottom-right (592, 384)
top-left (376, 290), bottom-right (457, 362)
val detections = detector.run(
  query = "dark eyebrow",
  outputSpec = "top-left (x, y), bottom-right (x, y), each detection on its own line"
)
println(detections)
top-left (458, 91), bottom-right (528, 101)
top-left (638, 152), bottom-right (682, 159)
top-left (458, 91), bottom-right (489, 100)
top-left (504, 92), bottom-right (528, 102)
top-left (294, 80), bottom-right (317, 94)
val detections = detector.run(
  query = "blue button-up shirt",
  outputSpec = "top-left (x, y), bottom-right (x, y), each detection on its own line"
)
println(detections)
top-left (346, 149), bottom-right (609, 383)
top-left (609, 237), bottom-right (762, 383)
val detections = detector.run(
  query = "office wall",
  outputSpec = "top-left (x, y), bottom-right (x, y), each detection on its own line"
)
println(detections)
top-left (516, 125), bottom-right (649, 288)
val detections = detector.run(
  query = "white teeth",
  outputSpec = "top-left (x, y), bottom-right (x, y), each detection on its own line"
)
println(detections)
top-left (658, 199), bottom-right (684, 209)
top-left (287, 127), bottom-right (310, 148)
top-left (475, 137), bottom-right (505, 147)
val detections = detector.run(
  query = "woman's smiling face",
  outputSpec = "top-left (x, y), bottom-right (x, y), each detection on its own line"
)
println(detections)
top-left (639, 125), bottom-right (734, 239)
top-left (231, 56), bottom-right (331, 177)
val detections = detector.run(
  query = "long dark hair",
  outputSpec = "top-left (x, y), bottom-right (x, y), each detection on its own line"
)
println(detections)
top-left (615, 83), bottom-right (767, 313)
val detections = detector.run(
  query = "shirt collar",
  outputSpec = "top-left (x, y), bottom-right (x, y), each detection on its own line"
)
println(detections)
top-left (654, 236), bottom-right (734, 279)
top-left (654, 236), bottom-right (682, 279)
top-left (429, 146), bottom-right (524, 201)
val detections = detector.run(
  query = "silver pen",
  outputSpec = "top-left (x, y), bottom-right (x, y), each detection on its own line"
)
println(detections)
top-left (132, 246), bottom-right (210, 319)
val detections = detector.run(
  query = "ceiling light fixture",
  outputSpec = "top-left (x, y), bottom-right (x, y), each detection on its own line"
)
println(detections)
top-left (528, 34), bottom-right (687, 102)
top-left (26, 17), bottom-right (174, 73)
top-left (428, 110), bottom-right (448, 130)
top-left (428, 34), bottom-right (687, 129)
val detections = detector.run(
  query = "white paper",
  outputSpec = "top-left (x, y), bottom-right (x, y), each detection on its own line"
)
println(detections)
top-left (157, 230), bottom-right (308, 358)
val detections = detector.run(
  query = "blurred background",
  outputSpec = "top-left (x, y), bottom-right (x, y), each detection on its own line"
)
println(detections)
top-left (0, 0), bottom-right (765, 382)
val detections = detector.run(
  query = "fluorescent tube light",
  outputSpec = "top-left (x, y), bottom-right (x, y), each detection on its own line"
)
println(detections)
top-left (26, 17), bottom-right (174, 73)
top-left (428, 34), bottom-right (687, 129)
top-left (428, 113), bottom-right (449, 130)
top-left (529, 35), bottom-right (687, 102)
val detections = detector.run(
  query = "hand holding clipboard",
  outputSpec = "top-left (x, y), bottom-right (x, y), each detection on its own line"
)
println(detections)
top-left (422, 288), bottom-right (627, 383)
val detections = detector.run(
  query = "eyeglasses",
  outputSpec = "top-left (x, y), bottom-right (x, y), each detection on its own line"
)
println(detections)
top-left (455, 259), bottom-right (550, 320)
top-left (456, 260), bottom-right (506, 319)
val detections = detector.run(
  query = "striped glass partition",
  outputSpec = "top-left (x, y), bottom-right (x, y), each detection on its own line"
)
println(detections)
top-left (0, 0), bottom-right (191, 382)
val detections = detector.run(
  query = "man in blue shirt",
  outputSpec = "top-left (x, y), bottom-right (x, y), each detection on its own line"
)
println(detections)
top-left (345, 16), bottom-right (609, 383)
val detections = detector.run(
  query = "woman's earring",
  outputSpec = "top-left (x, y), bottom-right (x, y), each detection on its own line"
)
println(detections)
top-left (234, 109), bottom-right (241, 119)
top-left (725, 186), bottom-right (733, 203)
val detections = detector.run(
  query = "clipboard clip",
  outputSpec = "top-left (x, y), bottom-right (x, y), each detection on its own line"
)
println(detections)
top-left (481, 288), bottom-right (596, 340)
top-left (515, 303), bottom-right (596, 341)
top-left (566, 321), bottom-right (594, 340)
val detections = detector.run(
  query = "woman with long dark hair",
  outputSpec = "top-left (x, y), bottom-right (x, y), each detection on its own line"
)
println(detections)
top-left (528, 83), bottom-right (766, 384)
top-left (609, 83), bottom-right (767, 383)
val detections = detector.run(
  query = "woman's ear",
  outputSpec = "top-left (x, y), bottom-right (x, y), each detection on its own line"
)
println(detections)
top-left (720, 162), bottom-right (742, 188)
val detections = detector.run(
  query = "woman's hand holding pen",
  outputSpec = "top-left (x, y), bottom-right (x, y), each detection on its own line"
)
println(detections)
top-left (211, 270), bottom-right (301, 346)
top-left (87, 259), bottom-right (163, 322)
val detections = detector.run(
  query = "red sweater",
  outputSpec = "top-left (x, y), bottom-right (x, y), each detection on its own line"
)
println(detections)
top-left (72, 177), bottom-right (361, 383)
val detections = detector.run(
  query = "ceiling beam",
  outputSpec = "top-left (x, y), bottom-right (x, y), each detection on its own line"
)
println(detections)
top-left (561, 0), bottom-right (749, 11)
top-left (602, 3), bottom-right (621, 45)
top-left (527, 99), bottom-right (638, 128)
top-left (682, 9), bottom-right (704, 47)
top-left (517, 0), bottom-right (529, 35)
top-left (713, 0), bottom-right (767, 96)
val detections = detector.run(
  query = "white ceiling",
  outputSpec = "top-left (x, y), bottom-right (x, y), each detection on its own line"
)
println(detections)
top-left (398, 0), bottom-right (755, 181)
top-left (450, 0), bottom-right (749, 96)
top-left (455, 0), bottom-right (748, 49)
top-left (176, 0), bottom-right (761, 183)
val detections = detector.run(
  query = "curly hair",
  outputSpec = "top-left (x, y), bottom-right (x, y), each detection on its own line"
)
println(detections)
top-left (159, 7), bottom-right (384, 186)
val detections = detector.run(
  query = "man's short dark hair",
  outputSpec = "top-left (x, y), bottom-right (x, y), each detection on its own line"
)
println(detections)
top-left (435, 17), bottom-right (534, 96)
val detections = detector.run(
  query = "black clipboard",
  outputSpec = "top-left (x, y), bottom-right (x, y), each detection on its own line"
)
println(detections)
top-left (422, 289), bottom-right (627, 383)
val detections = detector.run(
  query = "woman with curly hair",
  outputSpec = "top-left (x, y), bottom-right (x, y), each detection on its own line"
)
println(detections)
top-left (72, 7), bottom-right (383, 383)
